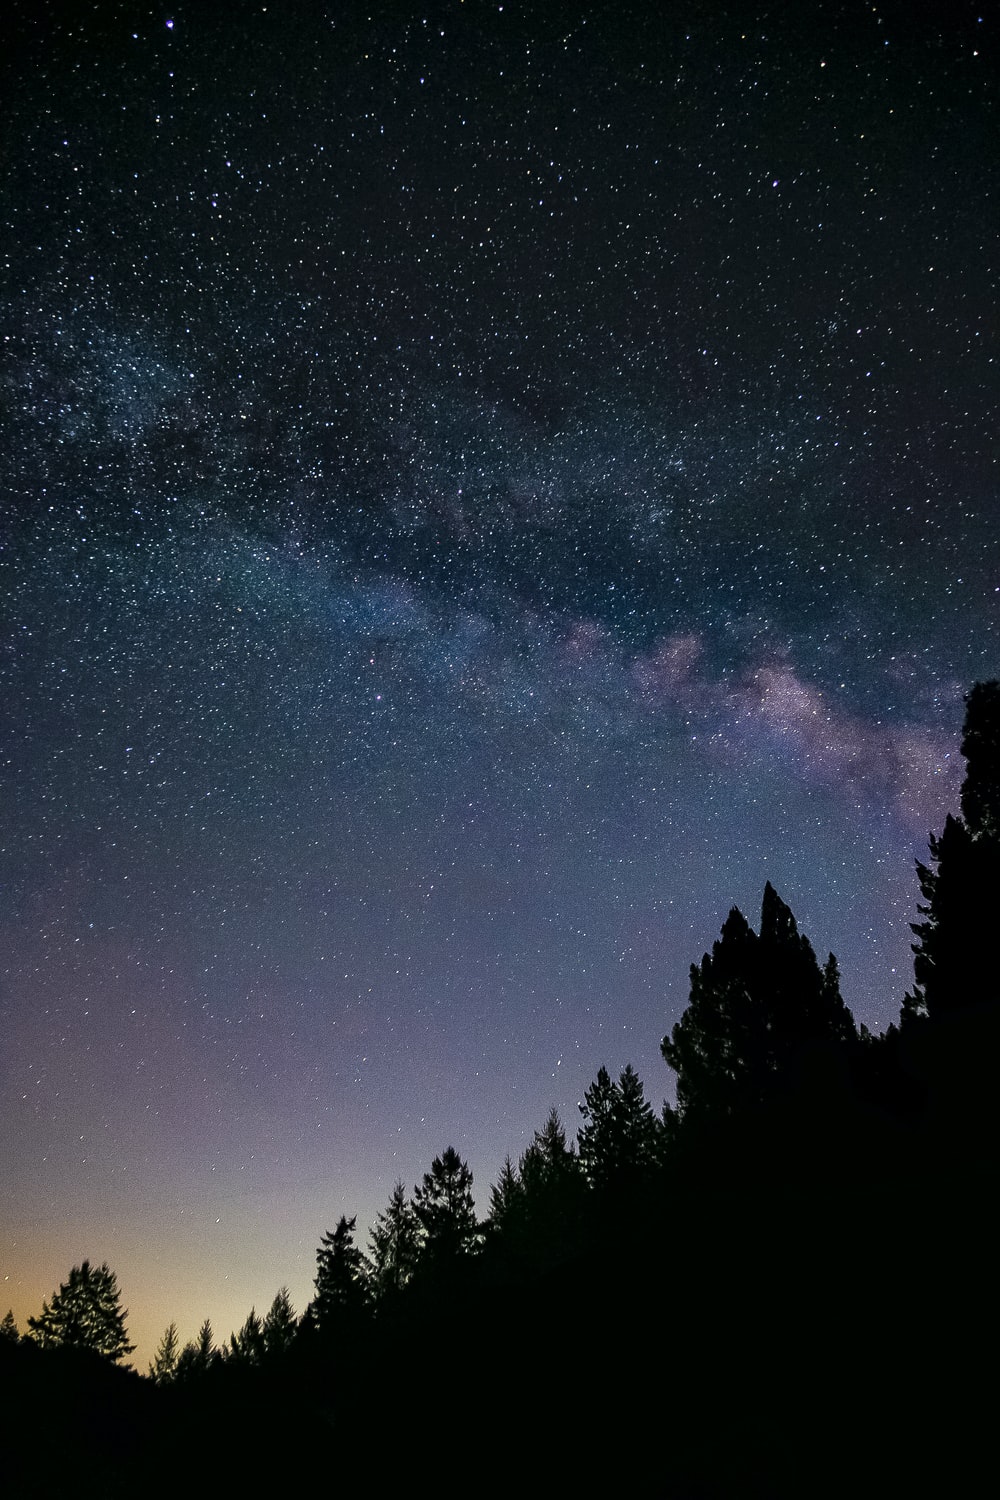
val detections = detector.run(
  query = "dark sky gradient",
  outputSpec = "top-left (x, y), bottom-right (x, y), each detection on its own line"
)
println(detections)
top-left (2, 1), bottom-right (996, 1364)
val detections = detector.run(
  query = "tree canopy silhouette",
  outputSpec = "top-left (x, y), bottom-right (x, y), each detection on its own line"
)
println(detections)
top-left (148, 1321), bottom-right (179, 1384)
top-left (228, 1307), bottom-right (265, 1365)
top-left (486, 1109), bottom-right (586, 1268)
top-left (175, 1317), bottom-right (218, 1381)
top-left (367, 1181), bottom-right (421, 1300)
top-left (26, 1260), bottom-right (135, 1363)
top-left (412, 1146), bottom-right (478, 1265)
top-left (662, 883), bottom-right (857, 1127)
top-left (906, 681), bottom-right (1000, 1022)
top-left (312, 1214), bottom-right (369, 1327)
top-left (577, 1064), bottom-right (662, 1190)
top-left (261, 1287), bottom-right (298, 1356)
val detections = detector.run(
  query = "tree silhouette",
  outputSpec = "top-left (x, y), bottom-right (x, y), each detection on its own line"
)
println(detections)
top-left (312, 1214), bottom-right (369, 1327)
top-left (261, 1287), bottom-right (297, 1356)
top-left (148, 1321), bottom-right (179, 1383)
top-left (175, 1318), bottom-right (217, 1381)
top-left (519, 1107), bottom-right (579, 1200)
top-left (662, 883), bottom-right (857, 1127)
top-left (507, 1107), bottom-right (586, 1265)
top-left (412, 1146), bottom-right (478, 1265)
top-left (367, 1182), bottom-right (421, 1300)
top-left (577, 1065), bottom-right (662, 1190)
top-left (906, 681), bottom-right (1000, 1021)
top-left (26, 1261), bottom-right (135, 1362)
top-left (228, 1307), bottom-right (265, 1365)
top-left (487, 1155), bottom-right (525, 1237)
top-left (958, 680), bottom-right (1000, 836)
top-left (0, 1310), bottom-right (18, 1343)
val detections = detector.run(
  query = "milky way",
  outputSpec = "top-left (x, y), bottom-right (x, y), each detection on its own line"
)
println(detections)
top-left (2, 1), bottom-right (995, 1363)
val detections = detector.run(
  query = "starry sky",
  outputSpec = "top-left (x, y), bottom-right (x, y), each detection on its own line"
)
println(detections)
top-left (2, 0), bottom-right (996, 1365)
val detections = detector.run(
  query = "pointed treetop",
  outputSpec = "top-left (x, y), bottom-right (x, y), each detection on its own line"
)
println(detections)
top-left (761, 882), bottom-right (799, 944)
top-left (663, 885), bottom-right (857, 1124)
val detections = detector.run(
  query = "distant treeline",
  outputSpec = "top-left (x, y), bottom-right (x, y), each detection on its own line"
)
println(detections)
top-left (5, 683), bottom-right (998, 1498)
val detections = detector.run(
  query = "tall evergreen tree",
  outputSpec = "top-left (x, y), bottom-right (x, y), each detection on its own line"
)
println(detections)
top-left (228, 1308), bottom-right (265, 1365)
top-left (578, 1065), bottom-right (662, 1190)
top-left (261, 1287), bottom-right (297, 1356)
top-left (959, 680), bottom-right (1000, 837)
top-left (26, 1261), bottom-right (135, 1363)
top-left (486, 1155), bottom-right (525, 1237)
top-left (367, 1182), bottom-right (421, 1299)
top-left (906, 681), bottom-right (1000, 1021)
top-left (148, 1321), bottom-right (179, 1384)
top-left (519, 1107), bottom-right (579, 1198)
top-left (487, 1111), bottom-right (585, 1263)
top-left (412, 1147), bottom-right (478, 1264)
top-left (0, 1310), bottom-right (19, 1343)
top-left (312, 1215), bottom-right (369, 1328)
top-left (662, 884), bottom-right (857, 1127)
top-left (175, 1318), bottom-right (217, 1381)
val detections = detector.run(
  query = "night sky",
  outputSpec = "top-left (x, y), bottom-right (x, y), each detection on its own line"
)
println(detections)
top-left (2, 0), bottom-right (996, 1365)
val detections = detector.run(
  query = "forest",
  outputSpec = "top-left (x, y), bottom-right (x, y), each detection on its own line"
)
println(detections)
top-left (3, 682), bottom-right (997, 1498)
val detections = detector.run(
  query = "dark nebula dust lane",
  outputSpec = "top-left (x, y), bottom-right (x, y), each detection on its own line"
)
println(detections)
top-left (1, 1), bottom-right (995, 1363)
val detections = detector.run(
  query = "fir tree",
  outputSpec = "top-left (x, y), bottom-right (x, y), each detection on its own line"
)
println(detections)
top-left (261, 1287), bottom-right (297, 1356)
top-left (662, 884), bottom-right (857, 1127)
top-left (578, 1065), bottom-right (662, 1190)
top-left (906, 681), bottom-right (1000, 1021)
top-left (487, 1155), bottom-right (526, 1237)
top-left (26, 1261), bottom-right (135, 1363)
top-left (175, 1318), bottom-right (217, 1381)
top-left (0, 1309), bottom-right (19, 1342)
top-left (367, 1182), bottom-right (421, 1299)
top-left (148, 1321), bottom-right (179, 1384)
top-left (412, 1147), bottom-right (478, 1264)
top-left (312, 1215), bottom-right (369, 1327)
top-left (519, 1107), bottom-right (579, 1199)
top-left (228, 1308), bottom-right (265, 1365)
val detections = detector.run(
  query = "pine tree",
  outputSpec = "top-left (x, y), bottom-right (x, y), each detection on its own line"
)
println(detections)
top-left (959, 680), bottom-right (1000, 837)
top-left (516, 1107), bottom-right (586, 1262)
top-left (662, 884), bottom-right (857, 1127)
top-left (228, 1308), bottom-right (265, 1365)
top-left (906, 681), bottom-right (1000, 1021)
top-left (26, 1261), bottom-right (135, 1363)
top-left (519, 1107), bottom-right (579, 1199)
top-left (367, 1182), bottom-right (421, 1299)
top-left (312, 1215), bottom-right (369, 1327)
top-left (578, 1065), bottom-right (662, 1190)
top-left (261, 1287), bottom-right (297, 1356)
top-left (175, 1318), bottom-right (217, 1381)
top-left (487, 1155), bottom-right (526, 1237)
top-left (0, 1309), bottom-right (19, 1342)
top-left (412, 1147), bottom-right (478, 1264)
top-left (148, 1321), bottom-right (179, 1383)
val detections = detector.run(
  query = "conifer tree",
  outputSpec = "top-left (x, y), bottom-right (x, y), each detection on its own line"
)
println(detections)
top-left (662, 884), bottom-right (857, 1127)
top-left (176, 1318), bottom-right (217, 1381)
top-left (26, 1261), bottom-right (135, 1363)
top-left (906, 681), bottom-right (1000, 1021)
top-left (228, 1308), bottom-right (265, 1365)
top-left (412, 1147), bottom-right (478, 1264)
top-left (519, 1107), bottom-right (579, 1199)
top-left (148, 1321), bottom-right (179, 1383)
top-left (0, 1310), bottom-right (19, 1342)
top-left (487, 1155), bottom-right (526, 1237)
top-left (367, 1182), bottom-right (421, 1299)
top-left (312, 1214), bottom-right (369, 1327)
top-left (261, 1287), bottom-right (297, 1356)
top-left (578, 1065), bottom-right (662, 1189)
